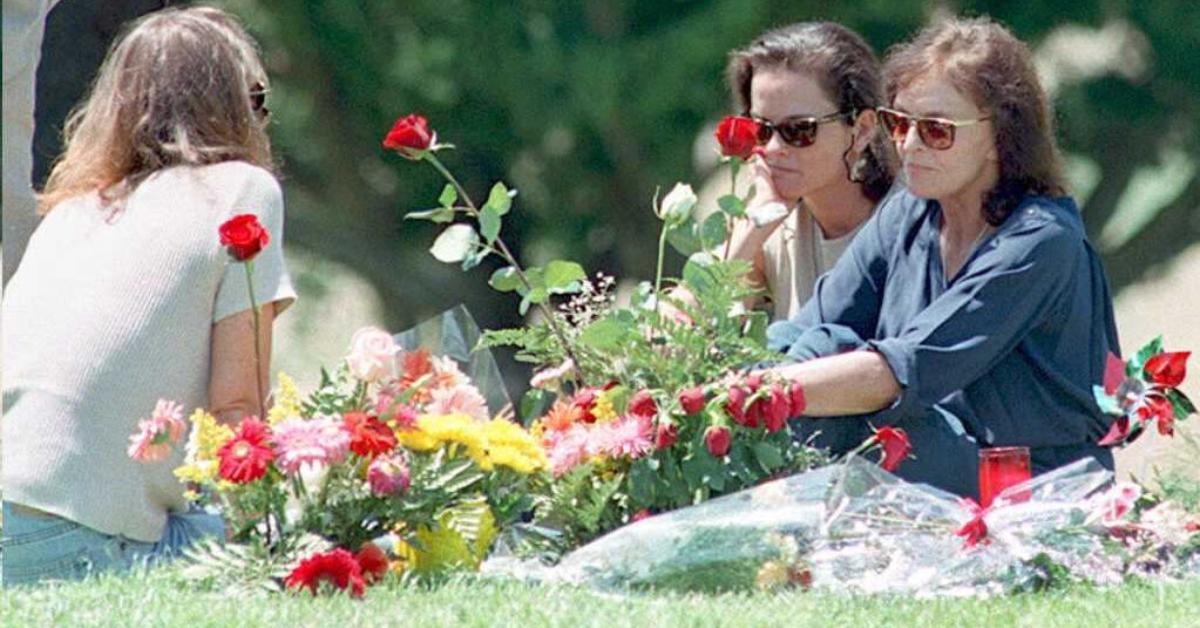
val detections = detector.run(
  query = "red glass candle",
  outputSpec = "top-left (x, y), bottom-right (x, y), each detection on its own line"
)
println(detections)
top-left (978, 446), bottom-right (1032, 508)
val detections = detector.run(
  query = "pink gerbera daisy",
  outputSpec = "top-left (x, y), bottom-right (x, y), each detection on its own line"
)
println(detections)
top-left (127, 399), bottom-right (187, 462)
top-left (426, 384), bottom-right (489, 421)
top-left (544, 425), bottom-right (591, 477)
top-left (272, 416), bottom-right (351, 475)
top-left (594, 413), bottom-right (654, 460)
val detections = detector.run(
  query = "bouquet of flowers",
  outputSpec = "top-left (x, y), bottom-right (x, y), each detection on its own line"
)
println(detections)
top-left (386, 113), bottom-right (832, 549)
top-left (132, 242), bottom-right (546, 596)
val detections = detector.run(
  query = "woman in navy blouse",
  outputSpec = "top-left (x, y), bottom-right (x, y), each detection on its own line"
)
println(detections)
top-left (760, 17), bottom-right (1120, 497)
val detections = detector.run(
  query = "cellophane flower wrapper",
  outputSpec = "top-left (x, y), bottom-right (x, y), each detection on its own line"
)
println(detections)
top-left (484, 457), bottom-right (1198, 595)
top-left (394, 304), bottom-right (512, 413)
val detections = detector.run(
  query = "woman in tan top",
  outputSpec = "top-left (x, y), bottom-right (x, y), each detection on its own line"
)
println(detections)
top-left (724, 23), bottom-right (896, 320)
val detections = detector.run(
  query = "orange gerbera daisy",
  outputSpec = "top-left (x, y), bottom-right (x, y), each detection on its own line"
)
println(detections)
top-left (542, 400), bottom-right (583, 433)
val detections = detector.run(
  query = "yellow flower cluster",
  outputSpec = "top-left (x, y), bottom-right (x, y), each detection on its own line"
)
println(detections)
top-left (266, 371), bottom-right (303, 426)
top-left (173, 409), bottom-right (234, 487)
top-left (592, 392), bottom-right (618, 423)
top-left (395, 413), bottom-right (547, 474)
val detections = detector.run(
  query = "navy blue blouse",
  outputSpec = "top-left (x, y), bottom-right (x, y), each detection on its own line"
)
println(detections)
top-left (768, 187), bottom-right (1120, 450)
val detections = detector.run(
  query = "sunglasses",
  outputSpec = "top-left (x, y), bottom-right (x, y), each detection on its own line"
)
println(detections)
top-left (748, 111), bottom-right (849, 148)
top-left (877, 107), bottom-right (990, 151)
top-left (249, 82), bottom-right (270, 121)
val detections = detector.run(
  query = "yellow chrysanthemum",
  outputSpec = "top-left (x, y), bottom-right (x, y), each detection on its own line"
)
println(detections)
top-left (266, 372), bottom-right (303, 426)
top-left (183, 409), bottom-right (233, 463)
top-left (174, 460), bottom-right (218, 484)
top-left (396, 427), bottom-right (440, 451)
top-left (592, 393), bottom-right (618, 423)
top-left (416, 414), bottom-right (487, 451)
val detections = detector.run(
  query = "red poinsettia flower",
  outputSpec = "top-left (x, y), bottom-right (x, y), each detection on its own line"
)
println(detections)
top-left (678, 387), bottom-right (706, 415)
top-left (715, 115), bottom-right (760, 160)
top-left (285, 548), bottom-right (366, 597)
top-left (956, 498), bottom-right (990, 549)
top-left (216, 417), bottom-right (274, 484)
top-left (1144, 351), bottom-right (1190, 388)
top-left (628, 390), bottom-right (658, 418)
top-left (343, 412), bottom-right (396, 458)
top-left (355, 542), bottom-right (390, 585)
top-left (382, 113), bottom-right (434, 158)
top-left (704, 425), bottom-right (732, 457)
top-left (871, 426), bottom-right (912, 472)
top-left (218, 214), bottom-right (270, 261)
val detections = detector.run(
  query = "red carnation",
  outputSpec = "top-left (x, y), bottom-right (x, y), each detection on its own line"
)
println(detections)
top-left (285, 548), bottom-right (366, 597)
top-left (704, 425), bottom-right (732, 457)
top-left (1144, 351), bottom-right (1189, 388)
top-left (355, 542), bottom-right (390, 585)
top-left (628, 390), bottom-right (658, 418)
top-left (218, 214), bottom-right (269, 261)
top-left (715, 115), bottom-right (760, 160)
top-left (655, 421), bottom-right (679, 450)
top-left (382, 113), bottom-right (434, 158)
top-left (871, 426), bottom-right (912, 472)
top-left (216, 417), bottom-right (274, 484)
top-left (344, 412), bottom-right (396, 458)
top-left (763, 384), bottom-right (791, 433)
top-left (678, 387), bottom-right (706, 415)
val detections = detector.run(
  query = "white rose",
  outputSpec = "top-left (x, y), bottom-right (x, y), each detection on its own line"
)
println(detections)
top-left (345, 326), bottom-right (398, 382)
top-left (658, 183), bottom-right (698, 226)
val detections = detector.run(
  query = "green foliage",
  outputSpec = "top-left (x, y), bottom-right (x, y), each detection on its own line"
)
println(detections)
top-left (532, 464), bottom-right (626, 550)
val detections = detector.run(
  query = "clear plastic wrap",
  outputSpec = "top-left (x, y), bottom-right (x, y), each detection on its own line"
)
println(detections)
top-left (483, 457), bottom-right (1199, 596)
top-left (393, 304), bottom-right (512, 414)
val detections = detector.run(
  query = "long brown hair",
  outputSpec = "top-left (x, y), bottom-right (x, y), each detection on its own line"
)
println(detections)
top-left (884, 16), bottom-right (1066, 225)
top-left (38, 6), bottom-right (274, 214)
top-left (727, 22), bottom-right (895, 203)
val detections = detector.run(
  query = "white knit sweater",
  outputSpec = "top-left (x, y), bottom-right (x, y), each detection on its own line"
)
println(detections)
top-left (2, 161), bottom-right (296, 542)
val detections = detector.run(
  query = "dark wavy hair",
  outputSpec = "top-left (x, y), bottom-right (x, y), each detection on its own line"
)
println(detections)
top-left (884, 17), bottom-right (1066, 225)
top-left (727, 22), bottom-right (895, 203)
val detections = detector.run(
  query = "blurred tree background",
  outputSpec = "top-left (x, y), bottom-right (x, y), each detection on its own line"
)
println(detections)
top-left (31, 0), bottom-right (1199, 395)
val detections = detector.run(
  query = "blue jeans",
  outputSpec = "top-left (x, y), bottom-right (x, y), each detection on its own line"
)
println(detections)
top-left (1, 502), bottom-right (226, 586)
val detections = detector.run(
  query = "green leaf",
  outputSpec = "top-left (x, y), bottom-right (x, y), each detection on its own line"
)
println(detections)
top-left (405, 207), bottom-right (455, 223)
top-left (485, 182), bottom-right (513, 216)
top-left (461, 248), bottom-right (489, 271)
top-left (717, 194), bottom-right (746, 217)
top-left (665, 217), bottom-right (702, 257)
top-left (753, 442), bottom-right (785, 472)
top-left (479, 205), bottom-right (502, 244)
top-left (578, 315), bottom-right (631, 351)
top-left (744, 311), bottom-right (769, 347)
top-left (1166, 388), bottom-right (1197, 420)
top-left (628, 459), bottom-right (657, 506)
top-left (430, 224), bottom-right (479, 263)
top-left (700, 212), bottom-right (729, 249)
top-left (438, 184), bottom-right (458, 208)
top-left (682, 252), bottom-right (718, 294)
top-left (489, 266), bottom-right (523, 293)
top-left (519, 388), bottom-right (555, 423)
top-left (528, 286), bottom-right (549, 304)
top-left (545, 260), bottom-right (586, 294)
top-left (1129, 336), bottom-right (1164, 377)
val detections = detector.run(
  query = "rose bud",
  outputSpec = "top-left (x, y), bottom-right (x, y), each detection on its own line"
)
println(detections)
top-left (678, 387), bottom-right (706, 415)
top-left (704, 425), bottom-right (732, 457)
top-left (628, 390), bottom-right (658, 418)
top-left (655, 421), bottom-right (679, 450)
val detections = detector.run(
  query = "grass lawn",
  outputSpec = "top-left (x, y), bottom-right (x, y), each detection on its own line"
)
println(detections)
top-left (3, 569), bottom-right (1199, 627)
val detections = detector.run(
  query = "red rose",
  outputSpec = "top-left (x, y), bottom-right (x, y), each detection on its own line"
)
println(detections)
top-left (218, 214), bottom-right (269, 261)
top-left (355, 542), bottom-right (390, 585)
top-left (678, 387), bottom-right (706, 415)
top-left (628, 390), bottom-right (658, 418)
top-left (216, 417), bottom-right (274, 484)
top-left (344, 412), bottom-right (397, 458)
top-left (382, 113), bottom-right (434, 157)
top-left (715, 115), bottom-right (760, 160)
top-left (285, 548), bottom-right (366, 597)
top-left (726, 385), bottom-right (749, 426)
top-left (871, 426), bottom-right (912, 472)
top-left (788, 382), bottom-right (806, 416)
top-left (704, 425), bottom-right (732, 457)
top-left (1144, 351), bottom-right (1189, 388)
top-left (655, 421), bottom-right (679, 450)
top-left (763, 384), bottom-right (791, 433)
